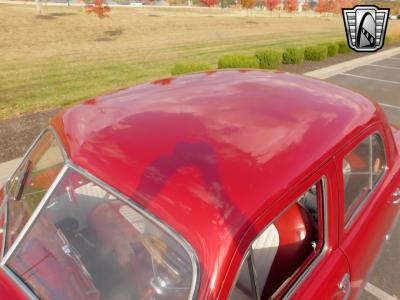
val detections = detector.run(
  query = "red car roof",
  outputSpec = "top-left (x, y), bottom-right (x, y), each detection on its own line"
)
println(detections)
top-left (51, 70), bottom-right (382, 298)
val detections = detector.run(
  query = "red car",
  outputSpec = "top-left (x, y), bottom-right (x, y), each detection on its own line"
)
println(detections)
top-left (0, 70), bottom-right (399, 300)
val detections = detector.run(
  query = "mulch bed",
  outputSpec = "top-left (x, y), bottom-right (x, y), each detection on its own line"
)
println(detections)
top-left (0, 109), bottom-right (61, 163)
top-left (1, 43), bottom-right (398, 163)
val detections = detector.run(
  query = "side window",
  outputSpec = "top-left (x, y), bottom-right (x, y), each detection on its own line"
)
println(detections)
top-left (230, 254), bottom-right (258, 300)
top-left (343, 133), bottom-right (386, 223)
top-left (5, 131), bottom-right (64, 252)
top-left (229, 181), bottom-right (325, 300)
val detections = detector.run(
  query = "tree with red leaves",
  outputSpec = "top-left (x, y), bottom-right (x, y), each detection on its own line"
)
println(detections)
top-left (201, 0), bottom-right (218, 6)
top-left (284, 0), bottom-right (298, 13)
top-left (338, 0), bottom-right (357, 9)
top-left (264, 0), bottom-right (279, 11)
top-left (85, 0), bottom-right (111, 19)
top-left (241, 0), bottom-right (256, 12)
top-left (316, 0), bottom-right (326, 12)
top-left (317, 0), bottom-right (344, 13)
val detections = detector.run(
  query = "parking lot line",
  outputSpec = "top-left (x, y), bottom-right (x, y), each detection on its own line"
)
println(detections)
top-left (386, 57), bottom-right (400, 61)
top-left (369, 64), bottom-right (400, 70)
top-left (379, 103), bottom-right (400, 111)
top-left (365, 282), bottom-right (398, 300)
top-left (340, 73), bottom-right (400, 85)
top-left (305, 47), bottom-right (400, 79)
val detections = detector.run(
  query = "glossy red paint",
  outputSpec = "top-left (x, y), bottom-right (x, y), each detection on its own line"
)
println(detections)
top-left (336, 123), bottom-right (400, 298)
top-left (46, 70), bottom-right (399, 299)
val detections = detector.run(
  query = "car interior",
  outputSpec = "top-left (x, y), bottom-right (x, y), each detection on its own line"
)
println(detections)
top-left (230, 184), bottom-right (321, 300)
top-left (7, 170), bottom-right (193, 300)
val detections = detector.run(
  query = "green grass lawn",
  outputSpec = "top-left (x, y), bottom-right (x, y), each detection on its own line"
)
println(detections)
top-left (1, 4), bottom-right (399, 120)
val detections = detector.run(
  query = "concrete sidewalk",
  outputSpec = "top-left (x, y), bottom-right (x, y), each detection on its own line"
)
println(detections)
top-left (305, 47), bottom-right (400, 79)
top-left (0, 158), bottom-right (20, 186)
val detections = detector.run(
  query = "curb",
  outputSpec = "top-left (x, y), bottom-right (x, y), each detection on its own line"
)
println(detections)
top-left (305, 47), bottom-right (400, 79)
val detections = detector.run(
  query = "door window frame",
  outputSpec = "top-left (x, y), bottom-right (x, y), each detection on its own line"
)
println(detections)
top-left (336, 126), bottom-right (389, 231)
top-left (226, 176), bottom-right (330, 300)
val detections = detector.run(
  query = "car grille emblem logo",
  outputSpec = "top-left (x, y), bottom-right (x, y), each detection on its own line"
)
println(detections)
top-left (342, 5), bottom-right (390, 52)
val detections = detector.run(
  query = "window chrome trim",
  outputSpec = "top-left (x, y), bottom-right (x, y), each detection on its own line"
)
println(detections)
top-left (0, 198), bottom-right (8, 259)
top-left (344, 132), bottom-right (388, 228)
top-left (227, 177), bottom-right (329, 300)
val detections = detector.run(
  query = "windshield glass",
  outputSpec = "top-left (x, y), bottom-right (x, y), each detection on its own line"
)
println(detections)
top-left (5, 131), bottom-right (64, 252)
top-left (7, 168), bottom-right (195, 300)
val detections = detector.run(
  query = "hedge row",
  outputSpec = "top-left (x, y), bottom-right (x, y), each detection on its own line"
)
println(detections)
top-left (304, 45), bottom-right (328, 61)
top-left (218, 54), bottom-right (259, 69)
top-left (170, 36), bottom-right (398, 75)
top-left (256, 49), bottom-right (282, 69)
top-left (171, 62), bottom-right (211, 75)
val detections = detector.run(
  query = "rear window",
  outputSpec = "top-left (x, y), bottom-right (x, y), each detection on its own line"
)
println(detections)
top-left (7, 168), bottom-right (196, 300)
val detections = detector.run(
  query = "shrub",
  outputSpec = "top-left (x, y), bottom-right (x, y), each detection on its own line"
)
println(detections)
top-left (255, 49), bottom-right (283, 69)
top-left (304, 45), bottom-right (328, 61)
top-left (320, 43), bottom-right (339, 57)
top-left (337, 40), bottom-right (351, 54)
top-left (282, 47), bottom-right (304, 64)
top-left (171, 62), bottom-right (211, 75)
top-left (218, 54), bottom-right (259, 69)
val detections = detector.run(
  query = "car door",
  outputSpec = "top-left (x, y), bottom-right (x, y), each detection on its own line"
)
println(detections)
top-left (221, 160), bottom-right (351, 300)
top-left (336, 125), bottom-right (400, 298)
top-left (289, 160), bottom-right (351, 300)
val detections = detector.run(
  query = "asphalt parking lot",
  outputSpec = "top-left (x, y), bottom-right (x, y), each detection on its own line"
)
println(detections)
top-left (327, 54), bottom-right (400, 129)
top-left (324, 52), bottom-right (400, 300)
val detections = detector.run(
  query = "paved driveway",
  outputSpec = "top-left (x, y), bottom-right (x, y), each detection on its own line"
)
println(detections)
top-left (310, 50), bottom-right (400, 300)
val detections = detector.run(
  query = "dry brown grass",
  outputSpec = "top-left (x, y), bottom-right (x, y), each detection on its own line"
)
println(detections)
top-left (1, 4), bottom-right (399, 119)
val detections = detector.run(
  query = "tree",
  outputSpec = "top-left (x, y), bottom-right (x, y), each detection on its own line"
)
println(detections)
top-left (241, 0), bottom-right (256, 12)
top-left (338, 0), bottom-right (357, 9)
top-left (316, 0), bottom-right (332, 13)
top-left (303, 0), bottom-right (310, 11)
top-left (201, 0), bottom-right (218, 6)
top-left (317, 0), bottom-right (348, 13)
top-left (85, 0), bottom-right (111, 19)
top-left (284, 0), bottom-right (298, 13)
top-left (264, 0), bottom-right (279, 11)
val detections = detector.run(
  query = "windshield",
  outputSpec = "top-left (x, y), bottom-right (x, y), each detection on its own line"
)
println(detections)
top-left (7, 168), bottom-right (196, 300)
top-left (5, 131), bottom-right (64, 252)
